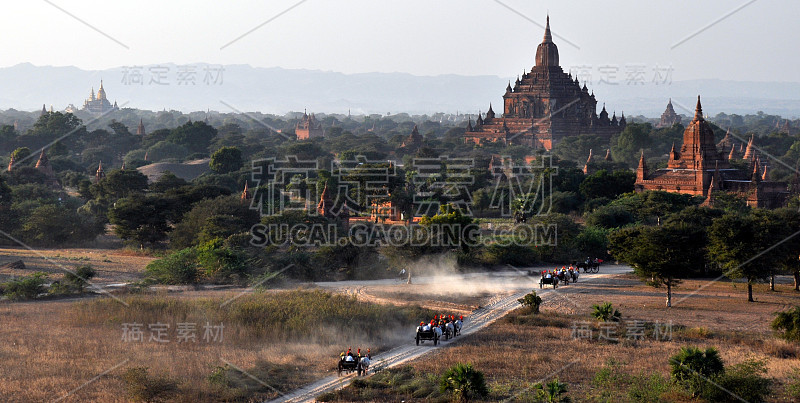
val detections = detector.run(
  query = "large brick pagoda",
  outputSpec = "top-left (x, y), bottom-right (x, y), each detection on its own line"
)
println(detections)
top-left (464, 16), bottom-right (624, 150)
top-left (635, 96), bottom-right (790, 209)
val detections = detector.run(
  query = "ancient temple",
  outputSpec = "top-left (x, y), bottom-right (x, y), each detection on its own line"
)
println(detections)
top-left (463, 16), bottom-right (624, 150)
top-left (295, 111), bottom-right (324, 140)
top-left (82, 80), bottom-right (118, 113)
top-left (657, 99), bottom-right (682, 128)
top-left (635, 96), bottom-right (789, 209)
top-left (95, 161), bottom-right (105, 184)
top-left (400, 125), bottom-right (424, 150)
top-left (136, 119), bottom-right (146, 135)
top-left (35, 150), bottom-right (61, 189)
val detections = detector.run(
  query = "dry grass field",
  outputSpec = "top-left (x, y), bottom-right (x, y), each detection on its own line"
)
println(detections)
top-left (0, 288), bottom-right (439, 402)
top-left (3, 263), bottom-right (800, 402)
top-left (324, 274), bottom-right (800, 402)
top-left (0, 246), bottom-right (155, 285)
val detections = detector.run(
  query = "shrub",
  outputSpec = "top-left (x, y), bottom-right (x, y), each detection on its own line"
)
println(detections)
top-left (704, 358), bottom-right (772, 402)
top-left (122, 367), bottom-right (178, 402)
top-left (627, 372), bottom-right (672, 403)
top-left (772, 306), bottom-right (800, 342)
top-left (590, 359), bottom-right (628, 401)
top-left (591, 302), bottom-right (621, 322)
top-left (2, 272), bottom-right (48, 300)
top-left (788, 367), bottom-right (800, 399)
top-left (195, 238), bottom-right (247, 283)
top-left (533, 378), bottom-right (569, 402)
top-left (63, 264), bottom-right (96, 293)
top-left (518, 290), bottom-right (543, 314)
top-left (669, 346), bottom-right (724, 397)
top-left (439, 363), bottom-right (488, 401)
top-left (144, 248), bottom-right (198, 284)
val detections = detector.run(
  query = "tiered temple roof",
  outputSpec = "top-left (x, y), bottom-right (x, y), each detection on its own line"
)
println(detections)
top-left (463, 16), bottom-right (623, 150)
top-left (635, 96), bottom-right (789, 209)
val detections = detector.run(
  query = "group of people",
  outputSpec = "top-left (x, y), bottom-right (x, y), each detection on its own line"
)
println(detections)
top-left (340, 347), bottom-right (370, 363)
top-left (418, 314), bottom-right (462, 331)
top-left (541, 266), bottom-right (579, 282)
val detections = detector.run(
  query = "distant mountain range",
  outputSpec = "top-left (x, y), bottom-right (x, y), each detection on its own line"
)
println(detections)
top-left (2, 63), bottom-right (800, 118)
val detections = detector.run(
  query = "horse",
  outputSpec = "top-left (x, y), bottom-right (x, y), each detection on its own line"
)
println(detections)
top-left (568, 269), bottom-right (579, 283)
top-left (453, 319), bottom-right (463, 336)
top-left (443, 322), bottom-right (455, 340)
top-left (359, 355), bottom-right (371, 375)
top-left (556, 270), bottom-right (569, 285)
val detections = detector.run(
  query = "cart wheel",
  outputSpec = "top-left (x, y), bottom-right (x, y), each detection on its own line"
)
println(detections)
top-left (415, 335), bottom-right (420, 346)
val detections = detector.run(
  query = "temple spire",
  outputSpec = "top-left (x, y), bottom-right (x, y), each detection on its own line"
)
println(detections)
top-left (636, 150), bottom-right (648, 181)
top-left (543, 14), bottom-right (552, 42)
top-left (694, 95), bottom-right (704, 121)
top-left (241, 181), bottom-right (251, 203)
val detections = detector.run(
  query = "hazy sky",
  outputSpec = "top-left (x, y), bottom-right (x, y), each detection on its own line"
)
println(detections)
top-left (1, 0), bottom-right (797, 81)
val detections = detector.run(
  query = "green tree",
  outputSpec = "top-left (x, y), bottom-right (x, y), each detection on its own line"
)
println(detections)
top-left (108, 120), bottom-right (131, 136)
top-left (771, 208), bottom-right (800, 291)
top-left (708, 211), bottom-right (785, 302)
top-left (169, 196), bottom-right (259, 249)
top-left (585, 205), bottom-right (636, 229)
top-left (0, 176), bottom-right (13, 231)
top-left (167, 121), bottom-right (218, 154)
top-left (10, 147), bottom-right (31, 164)
top-left (93, 169), bottom-right (149, 201)
top-left (611, 123), bottom-right (652, 166)
top-left (148, 171), bottom-right (187, 193)
top-left (109, 195), bottom-right (173, 248)
top-left (147, 140), bottom-right (188, 161)
top-left (20, 204), bottom-right (103, 246)
top-left (579, 170), bottom-right (635, 201)
top-left (209, 146), bottom-right (243, 174)
top-left (609, 223), bottom-right (704, 307)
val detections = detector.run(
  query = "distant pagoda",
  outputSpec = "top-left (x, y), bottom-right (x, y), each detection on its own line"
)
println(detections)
top-left (657, 99), bottom-right (682, 128)
top-left (463, 16), bottom-right (624, 150)
top-left (82, 80), bottom-right (118, 113)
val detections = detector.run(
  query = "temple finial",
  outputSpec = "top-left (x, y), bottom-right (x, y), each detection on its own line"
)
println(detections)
top-left (694, 95), bottom-right (703, 121)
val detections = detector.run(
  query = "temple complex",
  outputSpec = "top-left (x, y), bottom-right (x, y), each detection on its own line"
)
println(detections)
top-left (464, 16), bottom-right (624, 150)
top-left (82, 80), bottom-right (118, 113)
top-left (657, 99), bottom-right (682, 128)
top-left (295, 111), bottom-right (324, 140)
top-left (635, 96), bottom-right (789, 208)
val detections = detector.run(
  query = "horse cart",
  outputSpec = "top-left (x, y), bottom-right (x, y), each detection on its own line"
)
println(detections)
top-left (539, 272), bottom-right (558, 289)
top-left (416, 325), bottom-right (441, 346)
top-left (576, 259), bottom-right (601, 273)
top-left (337, 356), bottom-right (364, 376)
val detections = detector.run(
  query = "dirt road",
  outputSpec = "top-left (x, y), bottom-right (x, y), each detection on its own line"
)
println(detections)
top-left (269, 265), bottom-right (631, 403)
